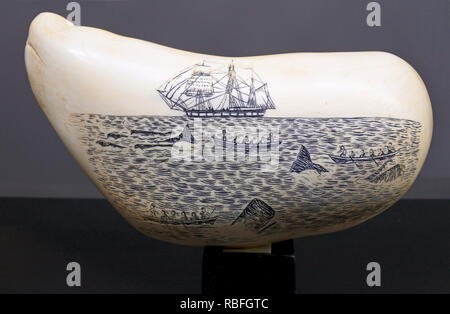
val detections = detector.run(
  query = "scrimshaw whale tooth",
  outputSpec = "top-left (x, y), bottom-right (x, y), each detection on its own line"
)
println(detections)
top-left (25, 12), bottom-right (432, 248)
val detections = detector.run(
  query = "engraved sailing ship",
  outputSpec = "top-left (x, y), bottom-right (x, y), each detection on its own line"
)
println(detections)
top-left (157, 61), bottom-right (276, 118)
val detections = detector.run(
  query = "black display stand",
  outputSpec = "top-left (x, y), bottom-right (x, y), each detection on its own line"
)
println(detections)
top-left (202, 240), bottom-right (296, 294)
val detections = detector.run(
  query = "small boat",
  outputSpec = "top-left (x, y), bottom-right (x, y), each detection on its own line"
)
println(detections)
top-left (218, 139), bottom-right (282, 151)
top-left (329, 151), bottom-right (397, 164)
top-left (135, 143), bottom-right (174, 149)
top-left (144, 215), bottom-right (217, 226)
top-left (144, 206), bottom-right (218, 226)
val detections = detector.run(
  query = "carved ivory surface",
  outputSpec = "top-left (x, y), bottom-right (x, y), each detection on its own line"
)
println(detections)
top-left (25, 13), bottom-right (432, 247)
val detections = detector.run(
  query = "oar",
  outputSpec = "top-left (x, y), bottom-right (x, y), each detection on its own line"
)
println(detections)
top-left (349, 156), bottom-right (361, 168)
top-left (370, 155), bottom-right (379, 166)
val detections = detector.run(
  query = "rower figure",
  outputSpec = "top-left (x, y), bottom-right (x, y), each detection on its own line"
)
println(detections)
top-left (148, 203), bottom-right (157, 217)
top-left (369, 149), bottom-right (375, 158)
top-left (191, 212), bottom-right (199, 221)
top-left (337, 145), bottom-right (347, 157)
top-left (161, 210), bottom-right (170, 222)
top-left (386, 142), bottom-right (394, 153)
top-left (199, 207), bottom-right (207, 219)
top-left (360, 149), bottom-right (366, 157)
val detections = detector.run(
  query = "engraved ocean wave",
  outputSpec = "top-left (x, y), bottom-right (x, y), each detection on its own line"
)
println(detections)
top-left (71, 114), bottom-right (421, 246)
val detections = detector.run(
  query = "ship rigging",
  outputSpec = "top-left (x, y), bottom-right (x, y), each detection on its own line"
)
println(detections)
top-left (157, 61), bottom-right (275, 118)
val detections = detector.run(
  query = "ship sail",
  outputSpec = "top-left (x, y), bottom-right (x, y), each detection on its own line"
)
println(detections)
top-left (157, 60), bottom-right (276, 117)
top-left (185, 64), bottom-right (214, 97)
top-left (254, 84), bottom-right (275, 110)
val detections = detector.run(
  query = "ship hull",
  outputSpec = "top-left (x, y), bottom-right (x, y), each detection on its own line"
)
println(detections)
top-left (185, 109), bottom-right (266, 118)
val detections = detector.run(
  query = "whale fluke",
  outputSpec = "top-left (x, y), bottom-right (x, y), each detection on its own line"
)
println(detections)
top-left (290, 145), bottom-right (328, 174)
top-left (232, 198), bottom-right (275, 230)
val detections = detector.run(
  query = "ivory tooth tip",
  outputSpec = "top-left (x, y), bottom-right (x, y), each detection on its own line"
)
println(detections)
top-left (33, 11), bottom-right (73, 26)
top-left (28, 12), bottom-right (72, 40)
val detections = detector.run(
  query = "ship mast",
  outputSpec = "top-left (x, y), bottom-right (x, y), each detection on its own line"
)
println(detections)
top-left (185, 60), bottom-right (214, 111)
top-left (223, 61), bottom-right (244, 110)
top-left (195, 61), bottom-right (209, 110)
top-left (247, 68), bottom-right (257, 108)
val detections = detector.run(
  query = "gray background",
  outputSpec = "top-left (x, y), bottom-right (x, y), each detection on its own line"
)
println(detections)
top-left (0, 0), bottom-right (449, 199)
